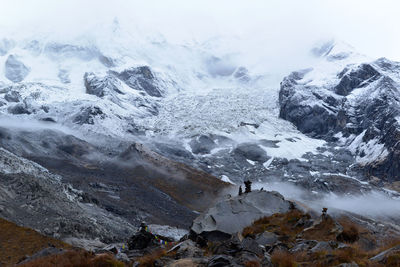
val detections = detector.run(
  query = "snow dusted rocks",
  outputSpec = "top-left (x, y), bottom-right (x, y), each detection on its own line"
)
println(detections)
top-left (5, 55), bottom-right (30, 83)
top-left (279, 46), bottom-right (400, 182)
top-left (110, 66), bottom-right (163, 97)
top-left (191, 191), bottom-right (295, 240)
top-left (84, 72), bottom-right (123, 98)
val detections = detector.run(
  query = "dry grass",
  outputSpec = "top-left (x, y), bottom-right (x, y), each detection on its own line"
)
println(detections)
top-left (0, 217), bottom-right (71, 266)
top-left (242, 210), bottom-right (309, 242)
top-left (271, 250), bottom-right (297, 267)
top-left (336, 217), bottom-right (360, 243)
top-left (242, 211), bottom-right (400, 266)
top-left (244, 260), bottom-right (261, 267)
top-left (135, 248), bottom-right (167, 267)
top-left (386, 252), bottom-right (400, 267)
top-left (19, 250), bottom-right (126, 267)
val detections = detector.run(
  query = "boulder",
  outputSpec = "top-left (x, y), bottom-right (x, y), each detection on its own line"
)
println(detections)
top-left (127, 230), bottom-right (156, 250)
top-left (207, 255), bottom-right (240, 267)
top-left (290, 239), bottom-right (318, 253)
top-left (5, 55), bottom-right (30, 83)
top-left (370, 244), bottom-right (400, 264)
top-left (191, 191), bottom-right (295, 240)
top-left (255, 232), bottom-right (279, 247)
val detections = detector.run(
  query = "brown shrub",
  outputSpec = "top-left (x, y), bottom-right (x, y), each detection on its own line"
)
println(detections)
top-left (136, 248), bottom-right (166, 267)
top-left (271, 250), bottom-right (297, 267)
top-left (242, 210), bottom-right (309, 240)
top-left (19, 250), bottom-right (126, 267)
top-left (244, 260), bottom-right (261, 267)
top-left (0, 217), bottom-right (71, 266)
top-left (337, 217), bottom-right (360, 243)
top-left (386, 252), bottom-right (400, 267)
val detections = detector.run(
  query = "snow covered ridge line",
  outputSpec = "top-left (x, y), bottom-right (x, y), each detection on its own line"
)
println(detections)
top-left (279, 41), bottom-right (400, 182)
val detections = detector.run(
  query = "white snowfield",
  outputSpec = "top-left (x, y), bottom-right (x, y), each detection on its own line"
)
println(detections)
top-left (0, 23), bottom-right (330, 162)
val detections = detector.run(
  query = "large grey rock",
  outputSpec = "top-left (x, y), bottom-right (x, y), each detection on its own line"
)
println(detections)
top-left (191, 191), bottom-right (295, 238)
top-left (370, 244), bottom-right (400, 263)
top-left (5, 55), bottom-right (30, 82)
top-left (255, 232), bottom-right (279, 247)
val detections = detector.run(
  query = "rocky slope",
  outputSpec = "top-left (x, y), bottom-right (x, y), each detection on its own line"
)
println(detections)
top-left (14, 190), bottom-right (400, 267)
top-left (279, 41), bottom-right (400, 185)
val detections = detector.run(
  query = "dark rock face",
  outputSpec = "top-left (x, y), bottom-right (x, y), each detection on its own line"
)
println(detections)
top-left (5, 55), bottom-right (30, 83)
top-left (84, 72), bottom-right (123, 98)
top-left (279, 69), bottom-right (341, 137)
top-left (233, 143), bottom-right (269, 162)
top-left (127, 230), bottom-right (156, 250)
top-left (110, 66), bottom-right (163, 97)
top-left (334, 64), bottom-right (381, 96)
top-left (189, 135), bottom-right (217, 155)
top-left (4, 91), bottom-right (21, 102)
top-left (73, 106), bottom-right (105, 125)
top-left (279, 58), bottom-right (400, 182)
top-left (7, 103), bottom-right (31, 115)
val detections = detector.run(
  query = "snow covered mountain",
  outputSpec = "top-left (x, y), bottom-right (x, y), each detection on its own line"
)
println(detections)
top-left (1, 23), bottom-right (400, 245)
top-left (280, 40), bottom-right (400, 186)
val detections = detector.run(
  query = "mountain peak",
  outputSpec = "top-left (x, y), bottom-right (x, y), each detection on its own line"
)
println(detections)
top-left (311, 40), bottom-right (357, 61)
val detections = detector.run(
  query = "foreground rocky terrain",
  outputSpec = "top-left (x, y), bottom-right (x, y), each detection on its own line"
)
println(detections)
top-left (7, 190), bottom-right (400, 267)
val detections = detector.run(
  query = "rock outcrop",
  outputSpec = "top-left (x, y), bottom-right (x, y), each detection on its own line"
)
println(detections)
top-left (5, 55), bottom-right (30, 83)
top-left (110, 66), bottom-right (163, 97)
top-left (279, 50), bottom-right (400, 182)
top-left (191, 191), bottom-right (295, 241)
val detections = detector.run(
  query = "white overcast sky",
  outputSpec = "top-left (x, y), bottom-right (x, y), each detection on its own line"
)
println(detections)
top-left (0, 0), bottom-right (399, 61)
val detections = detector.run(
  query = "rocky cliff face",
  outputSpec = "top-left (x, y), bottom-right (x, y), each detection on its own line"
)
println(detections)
top-left (279, 42), bottom-right (400, 183)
